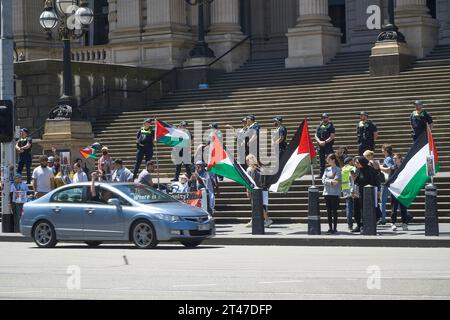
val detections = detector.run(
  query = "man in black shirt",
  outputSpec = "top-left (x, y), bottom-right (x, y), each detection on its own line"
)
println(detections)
top-left (357, 111), bottom-right (378, 156)
top-left (410, 100), bottom-right (433, 141)
top-left (272, 116), bottom-right (288, 160)
top-left (15, 128), bottom-right (33, 184)
top-left (245, 115), bottom-right (261, 162)
top-left (133, 118), bottom-right (155, 179)
top-left (315, 113), bottom-right (336, 178)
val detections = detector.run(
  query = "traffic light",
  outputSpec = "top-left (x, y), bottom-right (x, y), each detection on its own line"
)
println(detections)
top-left (0, 100), bottom-right (14, 143)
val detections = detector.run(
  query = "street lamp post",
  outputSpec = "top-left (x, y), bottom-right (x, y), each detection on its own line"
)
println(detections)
top-left (185, 0), bottom-right (215, 58)
top-left (39, 0), bottom-right (94, 120)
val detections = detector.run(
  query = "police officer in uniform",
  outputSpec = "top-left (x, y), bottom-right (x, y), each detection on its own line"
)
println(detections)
top-left (410, 100), bottom-right (433, 141)
top-left (272, 116), bottom-right (287, 159)
top-left (357, 111), bottom-right (378, 156)
top-left (133, 118), bottom-right (155, 179)
top-left (15, 128), bottom-right (33, 184)
top-left (315, 113), bottom-right (336, 177)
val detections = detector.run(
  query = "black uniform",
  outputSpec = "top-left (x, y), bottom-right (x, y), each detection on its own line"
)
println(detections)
top-left (16, 136), bottom-right (32, 184)
top-left (316, 121), bottom-right (335, 176)
top-left (273, 125), bottom-right (288, 158)
top-left (410, 110), bottom-right (433, 141)
top-left (245, 122), bottom-right (261, 161)
top-left (133, 127), bottom-right (154, 178)
top-left (174, 128), bottom-right (193, 180)
top-left (357, 120), bottom-right (377, 155)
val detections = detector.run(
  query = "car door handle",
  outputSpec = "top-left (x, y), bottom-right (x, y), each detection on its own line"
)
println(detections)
top-left (53, 207), bottom-right (61, 214)
top-left (84, 208), bottom-right (95, 215)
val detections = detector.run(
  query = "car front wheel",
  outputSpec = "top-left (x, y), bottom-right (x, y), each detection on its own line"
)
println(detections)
top-left (180, 240), bottom-right (203, 248)
top-left (33, 221), bottom-right (57, 248)
top-left (131, 220), bottom-right (158, 249)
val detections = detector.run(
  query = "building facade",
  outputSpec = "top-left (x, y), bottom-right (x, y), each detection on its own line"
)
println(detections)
top-left (11, 0), bottom-right (450, 70)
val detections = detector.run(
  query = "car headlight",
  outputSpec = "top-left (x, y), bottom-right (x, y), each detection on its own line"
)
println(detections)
top-left (156, 213), bottom-right (181, 223)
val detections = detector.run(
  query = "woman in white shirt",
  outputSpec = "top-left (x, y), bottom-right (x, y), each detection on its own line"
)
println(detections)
top-left (72, 163), bottom-right (88, 183)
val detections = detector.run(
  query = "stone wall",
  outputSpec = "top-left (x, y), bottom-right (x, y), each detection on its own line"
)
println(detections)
top-left (14, 60), bottom-right (166, 135)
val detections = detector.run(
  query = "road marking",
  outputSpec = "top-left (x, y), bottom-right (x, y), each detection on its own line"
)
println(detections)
top-left (172, 284), bottom-right (217, 288)
top-left (0, 290), bottom-right (42, 294)
top-left (258, 280), bottom-right (304, 284)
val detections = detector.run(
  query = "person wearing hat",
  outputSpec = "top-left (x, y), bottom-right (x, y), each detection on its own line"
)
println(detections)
top-left (272, 116), bottom-right (288, 159)
top-left (98, 146), bottom-right (113, 181)
top-left (191, 160), bottom-right (217, 213)
top-left (10, 173), bottom-right (29, 232)
top-left (172, 121), bottom-right (193, 182)
top-left (341, 156), bottom-right (356, 231)
top-left (357, 111), bottom-right (378, 156)
top-left (230, 117), bottom-right (248, 169)
top-left (15, 128), bottom-right (33, 184)
top-left (315, 113), bottom-right (336, 178)
top-left (47, 156), bottom-right (56, 175)
top-left (410, 100), bottom-right (433, 141)
top-left (133, 118), bottom-right (155, 180)
top-left (112, 159), bottom-right (133, 182)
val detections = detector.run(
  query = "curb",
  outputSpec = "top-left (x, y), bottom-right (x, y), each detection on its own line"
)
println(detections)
top-left (2, 235), bottom-right (450, 248)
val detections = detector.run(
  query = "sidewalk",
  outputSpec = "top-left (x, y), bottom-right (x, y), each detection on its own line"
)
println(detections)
top-left (1, 223), bottom-right (450, 248)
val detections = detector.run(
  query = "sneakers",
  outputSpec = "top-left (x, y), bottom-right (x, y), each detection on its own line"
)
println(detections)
top-left (245, 220), bottom-right (252, 228)
top-left (391, 224), bottom-right (397, 231)
top-left (264, 219), bottom-right (273, 228)
top-left (402, 223), bottom-right (408, 231)
top-left (170, 178), bottom-right (178, 182)
top-left (351, 227), bottom-right (361, 233)
top-left (326, 229), bottom-right (333, 235)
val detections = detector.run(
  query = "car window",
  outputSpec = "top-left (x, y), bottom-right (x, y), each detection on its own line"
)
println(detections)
top-left (87, 186), bottom-right (131, 206)
top-left (51, 187), bottom-right (84, 203)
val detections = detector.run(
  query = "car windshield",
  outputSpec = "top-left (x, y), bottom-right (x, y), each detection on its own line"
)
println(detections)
top-left (115, 184), bottom-right (177, 204)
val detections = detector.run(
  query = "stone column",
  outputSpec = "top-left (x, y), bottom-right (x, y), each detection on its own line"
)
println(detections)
top-left (396, 0), bottom-right (439, 58)
top-left (285, 0), bottom-right (342, 68)
top-left (206, 0), bottom-right (248, 72)
top-left (437, 0), bottom-right (450, 44)
top-left (347, 0), bottom-right (384, 51)
top-left (142, 0), bottom-right (192, 69)
top-left (109, 0), bottom-right (142, 43)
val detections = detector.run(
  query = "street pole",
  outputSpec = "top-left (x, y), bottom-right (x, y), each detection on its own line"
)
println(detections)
top-left (1, 0), bottom-right (15, 233)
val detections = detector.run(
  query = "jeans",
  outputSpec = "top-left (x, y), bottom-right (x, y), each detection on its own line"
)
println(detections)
top-left (380, 185), bottom-right (390, 223)
top-left (11, 203), bottom-right (24, 232)
top-left (345, 197), bottom-right (354, 227)
top-left (17, 153), bottom-right (32, 184)
top-left (391, 197), bottom-right (408, 224)
top-left (353, 197), bottom-right (362, 228)
top-left (133, 147), bottom-right (153, 178)
top-left (325, 195), bottom-right (340, 230)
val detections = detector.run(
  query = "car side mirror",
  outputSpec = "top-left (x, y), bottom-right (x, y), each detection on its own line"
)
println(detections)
top-left (108, 198), bottom-right (121, 207)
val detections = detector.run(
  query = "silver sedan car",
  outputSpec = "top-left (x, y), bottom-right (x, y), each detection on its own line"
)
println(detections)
top-left (20, 182), bottom-right (215, 249)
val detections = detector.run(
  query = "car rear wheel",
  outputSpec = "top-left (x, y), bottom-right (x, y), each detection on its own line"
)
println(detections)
top-left (33, 221), bottom-right (57, 248)
top-left (131, 220), bottom-right (158, 249)
top-left (180, 240), bottom-right (203, 248)
top-left (85, 241), bottom-right (103, 248)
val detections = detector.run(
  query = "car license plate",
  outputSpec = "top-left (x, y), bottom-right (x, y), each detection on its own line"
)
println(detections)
top-left (198, 224), bottom-right (210, 231)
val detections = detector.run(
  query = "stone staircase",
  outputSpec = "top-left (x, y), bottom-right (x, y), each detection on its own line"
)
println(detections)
top-left (89, 45), bottom-right (450, 223)
top-left (5, 46), bottom-right (449, 223)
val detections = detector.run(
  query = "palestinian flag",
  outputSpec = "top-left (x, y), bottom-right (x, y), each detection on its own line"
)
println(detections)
top-left (207, 133), bottom-right (256, 191)
top-left (155, 119), bottom-right (190, 147)
top-left (266, 119), bottom-right (317, 193)
top-left (387, 126), bottom-right (439, 208)
top-left (79, 147), bottom-right (97, 159)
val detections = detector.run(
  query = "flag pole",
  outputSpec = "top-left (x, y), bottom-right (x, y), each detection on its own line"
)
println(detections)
top-left (154, 119), bottom-right (161, 189)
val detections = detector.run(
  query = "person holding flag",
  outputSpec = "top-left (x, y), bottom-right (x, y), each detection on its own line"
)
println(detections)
top-left (265, 119), bottom-right (317, 193)
top-left (410, 100), bottom-right (433, 142)
top-left (387, 124), bottom-right (439, 210)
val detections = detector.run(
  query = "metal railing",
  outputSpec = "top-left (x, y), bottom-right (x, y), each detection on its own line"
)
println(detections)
top-left (78, 36), bottom-right (251, 114)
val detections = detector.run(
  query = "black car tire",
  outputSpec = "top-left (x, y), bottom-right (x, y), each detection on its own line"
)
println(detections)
top-left (33, 220), bottom-right (58, 248)
top-left (85, 241), bottom-right (103, 248)
top-left (180, 240), bottom-right (203, 248)
top-left (130, 219), bottom-right (158, 249)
